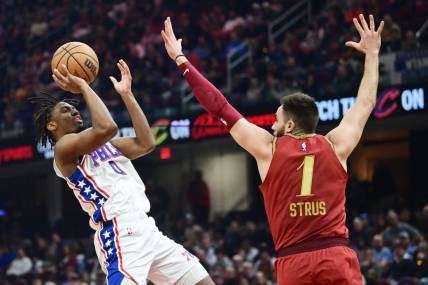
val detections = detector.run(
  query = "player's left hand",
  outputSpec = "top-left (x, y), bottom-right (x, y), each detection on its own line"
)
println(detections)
top-left (346, 14), bottom-right (384, 55)
top-left (110, 59), bottom-right (133, 97)
top-left (161, 17), bottom-right (183, 61)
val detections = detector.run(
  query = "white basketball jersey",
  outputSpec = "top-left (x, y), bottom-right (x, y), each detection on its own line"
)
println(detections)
top-left (53, 141), bottom-right (151, 230)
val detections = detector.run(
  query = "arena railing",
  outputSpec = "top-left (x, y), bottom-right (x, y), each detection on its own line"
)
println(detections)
top-left (268, 0), bottom-right (312, 43)
top-left (226, 41), bottom-right (252, 92)
top-left (416, 19), bottom-right (428, 47)
top-left (179, 40), bottom-right (252, 112)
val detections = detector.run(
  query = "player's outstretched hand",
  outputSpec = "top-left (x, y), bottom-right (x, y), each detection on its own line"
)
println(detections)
top-left (110, 59), bottom-right (133, 97)
top-left (346, 14), bottom-right (384, 54)
top-left (52, 64), bottom-right (88, 94)
top-left (161, 17), bottom-right (183, 61)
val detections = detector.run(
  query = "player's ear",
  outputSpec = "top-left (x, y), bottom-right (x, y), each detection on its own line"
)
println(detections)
top-left (47, 121), bottom-right (58, 132)
top-left (284, 119), bottom-right (295, 133)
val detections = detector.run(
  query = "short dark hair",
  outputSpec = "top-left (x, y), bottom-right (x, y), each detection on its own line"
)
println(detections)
top-left (28, 93), bottom-right (79, 147)
top-left (280, 92), bottom-right (319, 133)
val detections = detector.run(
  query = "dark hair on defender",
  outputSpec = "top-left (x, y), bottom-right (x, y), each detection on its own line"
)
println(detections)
top-left (280, 92), bottom-right (319, 133)
top-left (28, 92), bottom-right (79, 147)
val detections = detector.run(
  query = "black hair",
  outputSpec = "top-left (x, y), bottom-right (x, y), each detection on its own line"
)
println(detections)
top-left (280, 92), bottom-right (319, 133)
top-left (28, 92), bottom-right (79, 147)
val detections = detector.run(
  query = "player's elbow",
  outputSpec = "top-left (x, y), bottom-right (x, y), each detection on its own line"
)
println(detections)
top-left (144, 144), bottom-right (156, 155)
top-left (106, 123), bottom-right (119, 137)
top-left (97, 123), bottom-right (118, 139)
top-left (139, 138), bottom-right (156, 155)
top-left (147, 140), bottom-right (156, 152)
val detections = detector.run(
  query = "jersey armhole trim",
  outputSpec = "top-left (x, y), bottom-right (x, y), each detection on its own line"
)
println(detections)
top-left (54, 155), bottom-right (85, 179)
top-left (260, 137), bottom-right (280, 188)
top-left (321, 136), bottom-right (348, 177)
top-left (271, 136), bottom-right (278, 155)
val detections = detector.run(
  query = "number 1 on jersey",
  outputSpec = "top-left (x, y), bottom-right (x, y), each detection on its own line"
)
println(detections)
top-left (297, 155), bottom-right (315, 197)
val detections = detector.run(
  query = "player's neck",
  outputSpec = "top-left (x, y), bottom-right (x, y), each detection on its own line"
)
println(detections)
top-left (53, 131), bottom-right (66, 144)
top-left (292, 130), bottom-right (306, 136)
top-left (286, 130), bottom-right (316, 139)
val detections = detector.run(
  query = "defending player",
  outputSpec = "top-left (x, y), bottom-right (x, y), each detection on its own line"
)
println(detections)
top-left (29, 60), bottom-right (214, 285)
top-left (162, 15), bottom-right (384, 284)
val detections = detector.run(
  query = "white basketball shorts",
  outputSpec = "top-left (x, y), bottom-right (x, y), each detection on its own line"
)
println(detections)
top-left (94, 212), bottom-right (207, 285)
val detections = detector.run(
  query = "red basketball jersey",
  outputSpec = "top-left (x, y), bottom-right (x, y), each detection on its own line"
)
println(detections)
top-left (260, 134), bottom-right (349, 251)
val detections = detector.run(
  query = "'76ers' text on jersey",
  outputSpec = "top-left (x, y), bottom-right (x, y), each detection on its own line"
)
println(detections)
top-left (53, 142), bottom-right (150, 230)
top-left (260, 134), bottom-right (348, 251)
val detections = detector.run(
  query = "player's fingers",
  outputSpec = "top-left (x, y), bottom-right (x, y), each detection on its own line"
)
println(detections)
top-left (109, 76), bottom-right (118, 86)
top-left (164, 18), bottom-right (171, 36)
top-left (345, 41), bottom-right (362, 51)
top-left (117, 62), bottom-right (126, 78)
top-left (52, 73), bottom-right (61, 84)
top-left (59, 64), bottom-right (70, 76)
top-left (359, 14), bottom-right (369, 31)
top-left (376, 20), bottom-right (385, 35)
top-left (369, 14), bottom-right (375, 31)
top-left (167, 17), bottom-right (176, 40)
top-left (53, 68), bottom-right (67, 83)
top-left (119, 59), bottom-right (131, 76)
top-left (353, 18), bottom-right (364, 36)
top-left (345, 42), bottom-right (366, 53)
top-left (52, 74), bottom-right (68, 90)
top-left (167, 17), bottom-right (172, 33)
top-left (161, 30), bottom-right (171, 44)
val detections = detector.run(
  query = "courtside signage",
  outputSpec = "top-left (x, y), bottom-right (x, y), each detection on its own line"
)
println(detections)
top-left (317, 86), bottom-right (426, 122)
top-left (0, 145), bottom-right (33, 163)
top-left (143, 86), bottom-right (427, 144)
top-left (6, 85), bottom-right (427, 162)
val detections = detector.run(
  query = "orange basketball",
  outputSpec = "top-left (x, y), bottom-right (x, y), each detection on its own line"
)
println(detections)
top-left (51, 42), bottom-right (99, 84)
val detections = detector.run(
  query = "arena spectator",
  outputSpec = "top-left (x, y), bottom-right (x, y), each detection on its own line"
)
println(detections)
top-left (383, 210), bottom-right (422, 247)
top-left (1, 0), bottom-right (426, 139)
top-left (0, 1), bottom-right (428, 283)
top-left (381, 14), bottom-right (403, 52)
top-left (418, 205), bottom-right (428, 236)
top-left (387, 243), bottom-right (418, 282)
top-left (371, 234), bottom-right (393, 273)
top-left (187, 170), bottom-right (211, 227)
top-left (6, 248), bottom-right (32, 277)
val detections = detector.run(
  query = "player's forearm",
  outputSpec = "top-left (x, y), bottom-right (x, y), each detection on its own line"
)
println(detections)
top-left (81, 85), bottom-right (118, 132)
top-left (176, 58), bottom-right (243, 129)
top-left (356, 52), bottom-right (379, 109)
top-left (121, 92), bottom-right (155, 151)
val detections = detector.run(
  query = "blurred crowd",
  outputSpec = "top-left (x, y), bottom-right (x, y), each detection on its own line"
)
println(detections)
top-left (0, 203), bottom-right (427, 285)
top-left (1, 0), bottom-right (428, 140)
top-left (1, 1), bottom-right (428, 284)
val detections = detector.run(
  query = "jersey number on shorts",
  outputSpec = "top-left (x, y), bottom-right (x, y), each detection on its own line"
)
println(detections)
top-left (297, 155), bottom-right (315, 196)
top-left (108, 161), bottom-right (127, 175)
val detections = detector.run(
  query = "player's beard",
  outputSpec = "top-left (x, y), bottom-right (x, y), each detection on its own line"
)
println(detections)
top-left (274, 128), bottom-right (285, 137)
top-left (76, 124), bottom-right (85, 133)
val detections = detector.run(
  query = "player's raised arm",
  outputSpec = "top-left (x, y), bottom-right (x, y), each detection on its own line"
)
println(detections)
top-left (109, 59), bottom-right (156, 159)
top-left (327, 15), bottom-right (384, 165)
top-left (161, 17), bottom-right (273, 163)
top-left (52, 65), bottom-right (118, 167)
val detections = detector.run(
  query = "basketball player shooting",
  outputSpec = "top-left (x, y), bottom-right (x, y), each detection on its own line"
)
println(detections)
top-left (162, 15), bottom-right (384, 284)
top-left (29, 61), bottom-right (214, 285)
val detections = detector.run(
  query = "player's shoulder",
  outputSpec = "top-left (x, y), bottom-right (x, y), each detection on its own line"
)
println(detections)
top-left (55, 133), bottom-right (79, 149)
top-left (307, 134), bottom-right (336, 152)
top-left (54, 133), bottom-right (81, 159)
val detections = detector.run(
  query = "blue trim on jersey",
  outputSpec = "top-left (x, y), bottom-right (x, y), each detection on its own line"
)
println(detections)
top-left (99, 222), bottom-right (125, 285)
top-left (68, 168), bottom-right (108, 210)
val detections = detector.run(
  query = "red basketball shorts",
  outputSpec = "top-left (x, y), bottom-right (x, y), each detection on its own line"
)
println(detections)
top-left (275, 246), bottom-right (362, 285)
